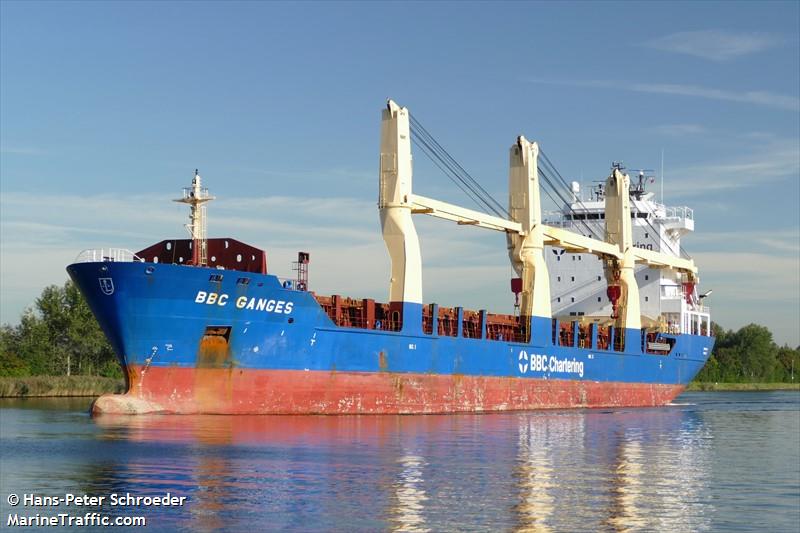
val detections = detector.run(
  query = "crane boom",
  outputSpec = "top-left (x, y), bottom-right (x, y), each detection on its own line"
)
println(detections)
top-left (379, 99), bottom-right (699, 332)
top-left (409, 194), bottom-right (522, 233)
top-left (408, 192), bottom-right (697, 274)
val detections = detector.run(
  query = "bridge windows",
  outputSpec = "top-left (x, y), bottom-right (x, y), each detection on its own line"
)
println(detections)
top-left (565, 213), bottom-right (604, 220)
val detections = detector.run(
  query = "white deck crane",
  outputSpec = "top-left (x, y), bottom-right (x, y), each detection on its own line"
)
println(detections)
top-left (379, 101), bottom-right (423, 306)
top-left (378, 100), bottom-right (698, 333)
top-left (506, 136), bottom-right (551, 326)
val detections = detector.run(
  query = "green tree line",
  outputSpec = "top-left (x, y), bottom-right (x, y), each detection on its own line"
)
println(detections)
top-left (1, 281), bottom-right (120, 378)
top-left (694, 322), bottom-right (798, 383)
top-left (0, 281), bottom-right (798, 383)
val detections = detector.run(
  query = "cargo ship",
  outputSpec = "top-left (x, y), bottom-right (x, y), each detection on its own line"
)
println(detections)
top-left (67, 100), bottom-right (713, 415)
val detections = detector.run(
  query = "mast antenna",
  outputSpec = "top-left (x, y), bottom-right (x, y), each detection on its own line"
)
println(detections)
top-left (660, 149), bottom-right (665, 204)
top-left (173, 169), bottom-right (215, 266)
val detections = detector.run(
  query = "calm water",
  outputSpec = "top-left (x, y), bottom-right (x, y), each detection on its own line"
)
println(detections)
top-left (1, 392), bottom-right (798, 532)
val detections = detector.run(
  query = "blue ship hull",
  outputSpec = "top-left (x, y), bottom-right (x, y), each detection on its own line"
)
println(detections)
top-left (67, 261), bottom-right (714, 414)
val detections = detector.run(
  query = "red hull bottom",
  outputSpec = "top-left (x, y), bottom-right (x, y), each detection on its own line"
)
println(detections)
top-left (91, 366), bottom-right (685, 415)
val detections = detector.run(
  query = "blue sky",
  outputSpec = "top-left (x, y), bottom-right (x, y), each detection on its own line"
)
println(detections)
top-left (1, 1), bottom-right (798, 345)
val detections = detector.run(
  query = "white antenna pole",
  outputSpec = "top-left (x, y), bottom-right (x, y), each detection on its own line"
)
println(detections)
top-left (660, 148), bottom-right (665, 204)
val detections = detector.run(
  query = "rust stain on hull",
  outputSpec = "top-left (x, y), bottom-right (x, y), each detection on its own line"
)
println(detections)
top-left (193, 330), bottom-right (235, 412)
top-left (197, 334), bottom-right (230, 368)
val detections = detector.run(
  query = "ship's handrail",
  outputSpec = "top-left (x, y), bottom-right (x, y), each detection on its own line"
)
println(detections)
top-left (546, 205), bottom-right (694, 224)
top-left (664, 206), bottom-right (693, 220)
top-left (74, 248), bottom-right (144, 263)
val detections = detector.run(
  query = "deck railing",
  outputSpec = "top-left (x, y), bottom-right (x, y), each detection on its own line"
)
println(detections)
top-left (74, 248), bottom-right (143, 263)
top-left (664, 205), bottom-right (693, 220)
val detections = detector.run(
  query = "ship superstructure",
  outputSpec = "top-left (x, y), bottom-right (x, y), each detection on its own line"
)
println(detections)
top-left (66, 100), bottom-right (714, 415)
top-left (544, 172), bottom-right (710, 338)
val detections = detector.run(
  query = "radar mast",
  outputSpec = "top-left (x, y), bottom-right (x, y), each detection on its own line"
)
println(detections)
top-left (173, 170), bottom-right (215, 266)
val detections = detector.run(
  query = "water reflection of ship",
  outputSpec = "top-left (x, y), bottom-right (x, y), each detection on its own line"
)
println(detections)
top-left (93, 408), bottom-right (712, 531)
top-left (513, 407), bottom-right (711, 532)
top-left (513, 413), bottom-right (584, 532)
top-left (602, 409), bottom-right (712, 532)
top-left (95, 415), bottom-right (265, 532)
top-left (391, 453), bottom-right (429, 532)
top-left (94, 415), bottom-right (445, 532)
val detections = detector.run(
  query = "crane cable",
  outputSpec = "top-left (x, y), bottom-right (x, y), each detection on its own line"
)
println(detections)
top-left (539, 150), bottom-right (605, 241)
top-left (409, 113), bottom-right (508, 219)
top-left (406, 112), bottom-right (690, 263)
top-left (541, 149), bottom-right (690, 261)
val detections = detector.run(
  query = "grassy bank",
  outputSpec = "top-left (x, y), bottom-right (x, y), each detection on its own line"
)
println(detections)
top-left (687, 382), bottom-right (800, 391)
top-left (0, 376), bottom-right (125, 398)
